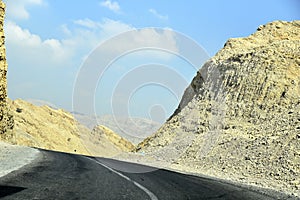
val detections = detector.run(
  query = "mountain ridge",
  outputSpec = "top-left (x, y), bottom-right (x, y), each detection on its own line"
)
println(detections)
top-left (137, 20), bottom-right (300, 197)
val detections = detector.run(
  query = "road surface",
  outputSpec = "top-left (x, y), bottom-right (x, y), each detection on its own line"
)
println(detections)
top-left (0, 149), bottom-right (296, 200)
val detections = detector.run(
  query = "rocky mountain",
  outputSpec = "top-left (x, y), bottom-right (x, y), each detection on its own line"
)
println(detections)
top-left (0, 1), bottom-right (13, 140)
top-left (8, 99), bottom-right (90, 154)
top-left (137, 20), bottom-right (300, 197)
top-left (26, 100), bottom-right (161, 145)
top-left (8, 99), bottom-right (134, 157)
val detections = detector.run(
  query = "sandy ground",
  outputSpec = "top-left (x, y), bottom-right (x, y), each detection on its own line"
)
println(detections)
top-left (0, 141), bottom-right (40, 178)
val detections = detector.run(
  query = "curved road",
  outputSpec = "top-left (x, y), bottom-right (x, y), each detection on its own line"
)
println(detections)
top-left (0, 149), bottom-right (295, 200)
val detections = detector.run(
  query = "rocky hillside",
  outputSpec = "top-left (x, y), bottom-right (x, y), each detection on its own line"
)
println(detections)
top-left (0, 1), bottom-right (13, 140)
top-left (8, 99), bottom-right (133, 157)
top-left (8, 99), bottom-right (90, 154)
top-left (137, 20), bottom-right (300, 197)
top-left (90, 125), bottom-right (135, 153)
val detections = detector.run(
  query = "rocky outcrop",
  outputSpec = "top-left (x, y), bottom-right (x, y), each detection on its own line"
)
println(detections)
top-left (91, 125), bottom-right (135, 152)
top-left (137, 21), bottom-right (300, 197)
top-left (0, 1), bottom-right (13, 140)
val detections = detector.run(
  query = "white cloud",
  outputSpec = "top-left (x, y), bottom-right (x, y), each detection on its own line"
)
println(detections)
top-left (5, 16), bottom-right (181, 113)
top-left (67, 18), bottom-right (134, 52)
top-left (103, 28), bottom-right (178, 55)
top-left (100, 0), bottom-right (121, 13)
top-left (98, 18), bottom-right (133, 35)
top-left (4, 0), bottom-right (44, 20)
top-left (61, 24), bottom-right (71, 36)
top-left (4, 18), bottom-right (135, 70)
top-left (74, 18), bottom-right (99, 29)
top-left (5, 21), bottom-right (71, 66)
top-left (149, 9), bottom-right (168, 21)
top-left (5, 17), bottom-right (179, 73)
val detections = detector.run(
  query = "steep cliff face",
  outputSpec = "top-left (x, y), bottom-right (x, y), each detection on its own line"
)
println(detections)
top-left (0, 1), bottom-right (13, 140)
top-left (137, 21), bottom-right (300, 196)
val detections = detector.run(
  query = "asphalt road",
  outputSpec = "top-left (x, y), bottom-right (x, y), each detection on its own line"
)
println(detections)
top-left (0, 149), bottom-right (296, 200)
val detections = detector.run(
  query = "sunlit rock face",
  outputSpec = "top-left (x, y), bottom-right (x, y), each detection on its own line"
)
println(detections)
top-left (0, 1), bottom-right (13, 140)
top-left (138, 21), bottom-right (300, 196)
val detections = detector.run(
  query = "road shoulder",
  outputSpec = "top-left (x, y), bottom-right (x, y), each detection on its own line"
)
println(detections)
top-left (0, 142), bottom-right (40, 178)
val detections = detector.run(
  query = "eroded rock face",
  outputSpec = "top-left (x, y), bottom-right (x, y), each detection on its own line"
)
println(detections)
top-left (0, 1), bottom-right (13, 139)
top-left (138, 21), bottom-right (300, 196)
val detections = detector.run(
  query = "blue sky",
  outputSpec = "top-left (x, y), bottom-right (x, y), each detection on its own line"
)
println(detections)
top-left (3, 0), bottom-right (299, 121)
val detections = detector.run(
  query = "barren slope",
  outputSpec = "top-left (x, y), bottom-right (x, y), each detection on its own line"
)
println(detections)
top-left (84, 125), bottom-right (135, 157)
top-left (137, 20), bottom-right (300, 197)
top-left (7, 99), bottom-right (134, 157)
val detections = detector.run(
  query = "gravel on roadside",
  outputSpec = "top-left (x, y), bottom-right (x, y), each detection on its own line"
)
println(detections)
top-left (0, 141), bottom-right (40, 178)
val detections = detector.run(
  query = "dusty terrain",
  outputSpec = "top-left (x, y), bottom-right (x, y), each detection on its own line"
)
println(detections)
top-left (7, 99), bottom-right (90, 154)
top-left (6, 99), bottom-right (134, 157)
top-left (137, 20), bottom-right (300, 197)
top-left (82, 125), bottom-right (135, 157)
top-left (91, 125), bottom-right (135, 151)
top-left (0, 141), bottom-right (39, 178)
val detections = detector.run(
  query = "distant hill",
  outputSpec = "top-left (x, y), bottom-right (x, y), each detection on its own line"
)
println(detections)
top-left (6, 99), bottom-right (134, 157)
top-left (137, 20), bottom-right (300, 197)
top-left (25, 99), bottom-right (161, 145)
top-left (73, 113), bottom-right (161, 145)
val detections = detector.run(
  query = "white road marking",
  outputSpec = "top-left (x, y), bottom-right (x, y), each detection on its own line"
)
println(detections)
top-left (86, 157), bottom-right (158, 200)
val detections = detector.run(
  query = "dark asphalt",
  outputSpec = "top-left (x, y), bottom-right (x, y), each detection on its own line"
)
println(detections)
top-left (0, 149), bottom-right (296, 200)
